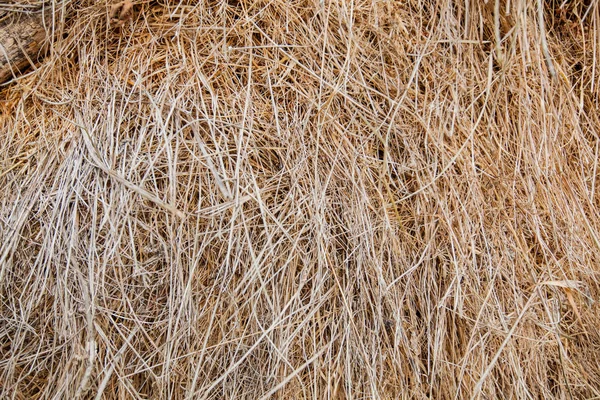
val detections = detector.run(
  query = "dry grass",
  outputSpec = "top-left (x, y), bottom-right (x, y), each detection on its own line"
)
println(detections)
top-left (1, 0), bottom-right (600, 398)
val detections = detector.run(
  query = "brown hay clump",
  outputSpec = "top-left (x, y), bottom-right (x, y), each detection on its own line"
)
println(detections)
top-left (1, 0), bottom-right (600, 398)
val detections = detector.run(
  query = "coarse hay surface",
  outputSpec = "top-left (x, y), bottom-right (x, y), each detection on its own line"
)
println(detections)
top-left (1, 0), bottom-right (600, 398)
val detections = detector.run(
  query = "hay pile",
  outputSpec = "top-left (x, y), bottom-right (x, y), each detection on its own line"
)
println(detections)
top-left (1, 0), bottom-right (600, 398)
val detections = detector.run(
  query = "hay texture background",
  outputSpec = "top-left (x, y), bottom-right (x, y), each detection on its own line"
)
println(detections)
top-left (1, 0), bottom-right (600, 398)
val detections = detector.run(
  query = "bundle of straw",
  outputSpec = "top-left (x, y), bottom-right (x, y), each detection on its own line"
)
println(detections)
top-left (1, 0), bottom-right (599, 398)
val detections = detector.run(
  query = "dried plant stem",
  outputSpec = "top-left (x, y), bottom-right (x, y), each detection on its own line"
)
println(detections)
top-left (538, 0), bottom-right (557, 78)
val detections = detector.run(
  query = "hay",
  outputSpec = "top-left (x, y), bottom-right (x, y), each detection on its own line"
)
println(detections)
top-left (1, 0), bottom-right (599, 398)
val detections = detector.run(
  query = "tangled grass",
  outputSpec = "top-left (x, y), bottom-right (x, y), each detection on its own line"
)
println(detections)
top-left (1, 0), bottom-right (600, 398)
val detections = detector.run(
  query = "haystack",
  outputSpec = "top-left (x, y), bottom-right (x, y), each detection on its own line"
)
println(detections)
top-left (1, 0), bottom-right (599, 398)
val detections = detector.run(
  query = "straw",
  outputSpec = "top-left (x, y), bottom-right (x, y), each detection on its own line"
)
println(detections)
top-left (1, 0), bottom-right (599, 398)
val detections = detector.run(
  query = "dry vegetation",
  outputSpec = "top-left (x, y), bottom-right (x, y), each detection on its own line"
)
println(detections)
top-left (1, 0), bottom-right (600, 398)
